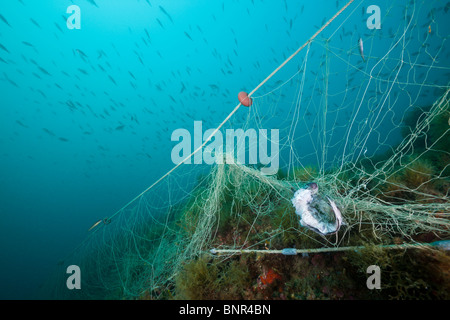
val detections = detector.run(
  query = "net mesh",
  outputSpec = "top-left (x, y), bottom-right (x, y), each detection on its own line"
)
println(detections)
top-left (41, 0), bottom-right (450, 299)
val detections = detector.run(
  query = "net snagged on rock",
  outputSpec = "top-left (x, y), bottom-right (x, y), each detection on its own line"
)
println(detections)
top-left (39, 0), bottom-right (450, 300)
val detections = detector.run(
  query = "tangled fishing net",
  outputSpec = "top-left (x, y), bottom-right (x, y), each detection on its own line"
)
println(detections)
top-left (42, 0), bottom-right (450, 299)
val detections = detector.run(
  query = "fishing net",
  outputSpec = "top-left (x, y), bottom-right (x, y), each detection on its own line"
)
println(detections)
top-left (41, 0), bottom-right (450, 299)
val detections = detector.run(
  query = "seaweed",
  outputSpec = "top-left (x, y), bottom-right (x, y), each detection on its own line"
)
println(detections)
top-left (174, 256), bottom-right (251, 300)
top-left (344, 246), bottom-right (450, 299)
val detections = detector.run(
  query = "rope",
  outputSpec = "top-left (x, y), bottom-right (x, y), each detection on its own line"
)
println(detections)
top-left (95, 0), bottom-right (356, 227)
top-left (210, 240), bottom-right (450, 256)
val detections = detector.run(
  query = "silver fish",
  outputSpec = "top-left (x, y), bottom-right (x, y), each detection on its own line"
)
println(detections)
top-left (358, 38), bottom-right (365, 61)
top-left (88, 219), bottom-right (102, 231)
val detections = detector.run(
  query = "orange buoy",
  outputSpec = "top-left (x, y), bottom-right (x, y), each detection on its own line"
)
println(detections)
top-left (238, 91), bottom-right (252, 107)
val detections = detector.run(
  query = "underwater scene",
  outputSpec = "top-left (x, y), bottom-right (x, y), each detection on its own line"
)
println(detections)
top-left (0, 0), bottom-right (449, 301)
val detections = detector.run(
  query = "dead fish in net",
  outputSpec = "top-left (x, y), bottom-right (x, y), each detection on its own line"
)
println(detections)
top-left (291, 182), bottom-right (344, 235)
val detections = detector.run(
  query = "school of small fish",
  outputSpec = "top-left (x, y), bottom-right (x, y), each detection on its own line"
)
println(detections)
top-left (0, 0), bottom-right (448, 194)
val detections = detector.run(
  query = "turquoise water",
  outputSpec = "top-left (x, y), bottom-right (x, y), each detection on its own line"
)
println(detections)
top-left (0, 0), bottom-right (448, 299)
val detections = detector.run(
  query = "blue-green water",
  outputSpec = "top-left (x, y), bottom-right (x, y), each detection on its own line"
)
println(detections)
top-left (0, 0), bottom-right (448, 299)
